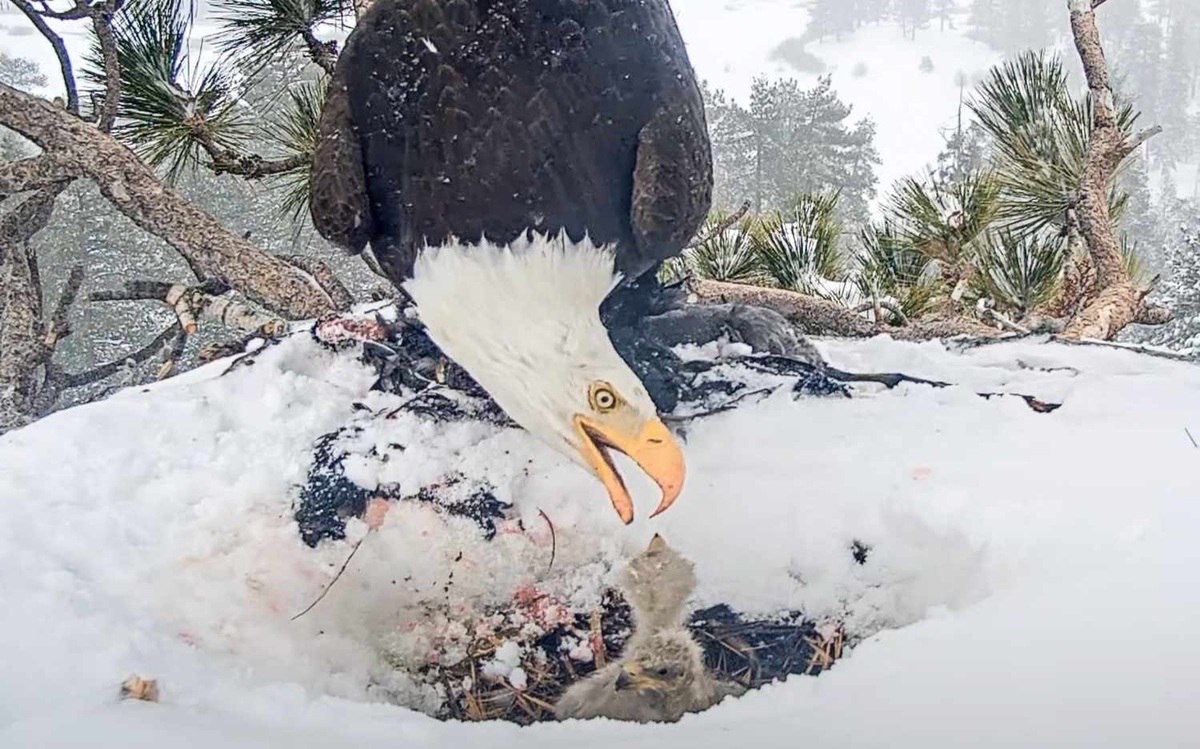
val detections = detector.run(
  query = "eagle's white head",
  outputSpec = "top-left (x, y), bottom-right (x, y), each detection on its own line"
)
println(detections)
top-left (404, 232), bottom-right (684, 524)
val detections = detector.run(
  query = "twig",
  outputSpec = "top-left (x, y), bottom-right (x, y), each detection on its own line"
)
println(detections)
top-left (61, 323), bottom-right (180, 388)
top-left (538, 509), bottom-right (556, 574)
top-left (165, 284), bottom-right (198, 334)
top-left (44, 264), bottom-right (84, 347)
top-left (1051, 337), bottom-right (1198, 363)
top-left (688, 200), bottom-right (752, 248)
top-left (155, 326), bottom-right (188, 380)
top-left (852, 300), bottom-right (910, 326)
top-left (10, 0), bottom-right (80, 115)
top-left (1186, 428), bottom-right (1197, 449)
top-left (291, 535), bottom-right (367, 621)
top-left (981, 307), bottom-right (1032, 335)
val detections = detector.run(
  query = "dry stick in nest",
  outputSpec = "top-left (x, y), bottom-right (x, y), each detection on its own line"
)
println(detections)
top-left (291, 534), bottom-right (368, 621)
top-left (980, 306), bottom-right (1032, 335)
top-left (853, 300), bottom-right (910, 327)
top-left (291, 497), bottom-right (394, 620)
top-left (537, 508), bottom-right (556, 574)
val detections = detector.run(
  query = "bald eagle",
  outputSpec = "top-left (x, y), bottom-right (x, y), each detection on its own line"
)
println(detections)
top-left (310, 0), bottom-right (711, 524)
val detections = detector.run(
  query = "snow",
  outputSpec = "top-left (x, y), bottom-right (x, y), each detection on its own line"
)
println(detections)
top-left (3, 328), bottom-right (1200, 747)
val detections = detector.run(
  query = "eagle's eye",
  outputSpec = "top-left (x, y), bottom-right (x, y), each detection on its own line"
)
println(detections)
top-left (589, 383), bottom-right (619, 413)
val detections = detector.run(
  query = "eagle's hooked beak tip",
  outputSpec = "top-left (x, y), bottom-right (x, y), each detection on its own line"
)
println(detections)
top-left (574, 416), bottom-right (685, 524)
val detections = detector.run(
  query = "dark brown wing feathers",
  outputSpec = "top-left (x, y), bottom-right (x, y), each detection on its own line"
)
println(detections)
top-left (309, 0), bottom-right (712, 283)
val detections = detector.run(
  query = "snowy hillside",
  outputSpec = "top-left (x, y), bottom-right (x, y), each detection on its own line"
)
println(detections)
top-left (2, 322), bottom-right (1199, 747)
top-left (673, 2), bottom-right (1001, 190)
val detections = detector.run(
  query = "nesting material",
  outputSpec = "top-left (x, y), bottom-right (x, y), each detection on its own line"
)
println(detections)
top-left (119, 675), bottom-right (159, 703)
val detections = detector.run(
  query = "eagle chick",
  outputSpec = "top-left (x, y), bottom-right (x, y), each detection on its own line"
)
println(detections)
top-left (555, 536), bottom-right (745, 723)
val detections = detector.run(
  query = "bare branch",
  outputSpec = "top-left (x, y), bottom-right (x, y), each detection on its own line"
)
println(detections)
top-left (852, 300), bottom-right (910, 326)
top-left (155, 326), bottom-right (188, 380)
top-left (90, 3), bottom-right (122, 133)
top-left (62, 323), bottom-right (181, 389)
top-left (0, 83), bottom-right (344, 319)
top-left (300, 29), bottom-right (338, 75)
top-left (1134, 304), bottom-right (1172, 326)
top-left (0, 153), bottom-right (79, 196)
top-left (44, 264), bottom-right (84, 347)
top-left (1118, 125), bottom-right (1164, 159)
top-left (30, 0), bottom-right (91, 21)
top-left (188, 123), bottom-right (310, 178)
top-left (280, 255), bottom-right (355, 310)
top-left (9, 0), bottom-right (81, 115)
top-left (92, 279), bottom-right (286, 335)
top-left (980, 307), bottom-right (1032, 335)
top-left (0, 186), bottom-right (65, 246)
top-left (688, 200), bottom-right (752, 248)
top-left (688, 277), bottom-right (1001, 340)
top-left (90, 280), bottom-right (175, 302)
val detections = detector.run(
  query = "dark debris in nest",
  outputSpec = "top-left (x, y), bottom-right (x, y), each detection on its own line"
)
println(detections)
top-left (428, 591), bottom-right (846, 725)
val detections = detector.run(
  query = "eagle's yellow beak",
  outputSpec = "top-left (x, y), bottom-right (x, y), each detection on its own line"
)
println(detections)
top-left (573, 415), bottom-right (685, 524)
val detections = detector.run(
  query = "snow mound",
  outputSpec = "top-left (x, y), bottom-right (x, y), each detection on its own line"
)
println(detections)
top-left (2, 330), bottom-right (1200, 747)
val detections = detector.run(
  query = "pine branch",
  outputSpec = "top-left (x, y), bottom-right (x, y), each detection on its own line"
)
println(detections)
top-left (9, 0), bottom-right (81, 115)
top-left (0, 82), bottom-right (345, 319)
top-left (191, 125), bottom-right (310, 178)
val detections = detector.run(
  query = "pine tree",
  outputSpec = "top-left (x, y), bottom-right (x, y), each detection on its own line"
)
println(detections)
top-left (704, 77), bottom-right (879, 223)
top-left (858, 0), bottom-right (893, 25)
top-left (932, 0), bottom-right (955, 31)
top-left (896, 0), bottom-right (931, 39)
top-left (806, 0), bottom-right (856, 40)
top-left (967, 0), bottom-right (1001, 48)
top-left (1158, 19), bottom-right (1197, 165)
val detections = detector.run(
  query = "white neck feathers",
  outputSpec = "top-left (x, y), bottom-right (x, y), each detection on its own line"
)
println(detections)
top-left (405, 232), bottom-right (622, 331)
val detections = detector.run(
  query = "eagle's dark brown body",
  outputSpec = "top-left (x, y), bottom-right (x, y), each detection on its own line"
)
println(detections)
top-left (310, 0), bottom-right (712, 285)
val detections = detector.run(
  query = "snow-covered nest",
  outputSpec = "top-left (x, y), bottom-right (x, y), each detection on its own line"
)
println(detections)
top-left (2, 313), bottom-right (1199, 747)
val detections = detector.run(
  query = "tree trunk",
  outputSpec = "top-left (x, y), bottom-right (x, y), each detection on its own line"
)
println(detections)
top-left (0, 189), bottom-right (61, 432)
top-left (1060, 1), bottom-right (1169, 340)
top-left (0, 83), bottom-right (348, 321)
top-left (0, 234), bottom-right (44, 432)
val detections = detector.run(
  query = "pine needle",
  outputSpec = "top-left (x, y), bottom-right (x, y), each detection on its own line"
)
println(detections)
top-left (291, 534), bottom-right (367, 621)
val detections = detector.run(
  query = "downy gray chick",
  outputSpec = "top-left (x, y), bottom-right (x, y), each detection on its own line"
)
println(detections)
top-left (554, 535), bottom-right (746, 723)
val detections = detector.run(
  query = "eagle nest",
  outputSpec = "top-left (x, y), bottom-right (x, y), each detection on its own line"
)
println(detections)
top-left (279, 305), bottom-right (874, 724)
